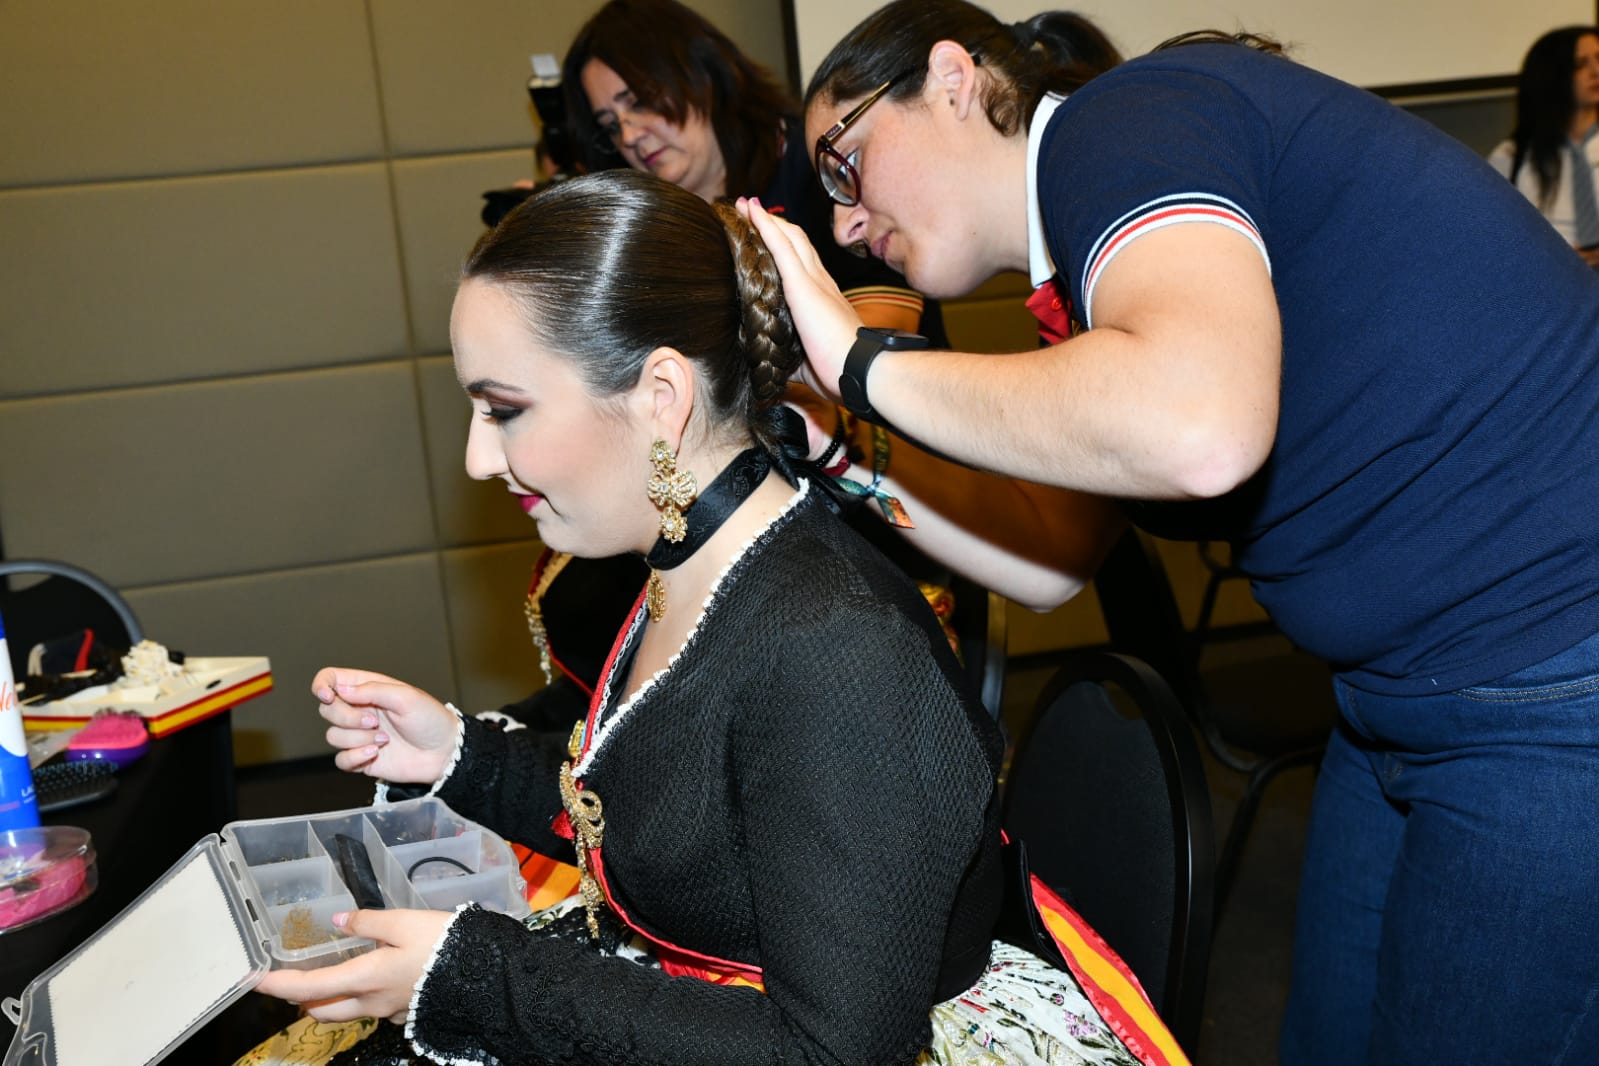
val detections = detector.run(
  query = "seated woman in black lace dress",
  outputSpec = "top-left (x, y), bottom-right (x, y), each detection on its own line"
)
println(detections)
top-left (237, 170), bottom-right (1174, 1066)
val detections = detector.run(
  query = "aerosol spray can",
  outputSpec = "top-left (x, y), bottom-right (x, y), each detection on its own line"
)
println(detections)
top-left (0, 611), bottom-right (40, 830)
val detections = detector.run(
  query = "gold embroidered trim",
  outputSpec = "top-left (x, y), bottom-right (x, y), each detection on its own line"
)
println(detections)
top-left (524, 551), bottom-right (574, 685)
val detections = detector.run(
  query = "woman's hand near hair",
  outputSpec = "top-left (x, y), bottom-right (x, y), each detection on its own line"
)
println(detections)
top-left (737, 196), bottom-right (861, 400)
top-left (254, 908), bottom-right (453, 1023)
top-left (755, 201), bottom-right (1123, 608)
top-left (311, 667), bottom-right (458, 784)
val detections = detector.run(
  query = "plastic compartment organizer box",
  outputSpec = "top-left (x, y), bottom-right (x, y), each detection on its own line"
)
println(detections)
top-left (231, 798), bottom-right (528, 966)
top-left (2, 796), bottom-right (531, 1066)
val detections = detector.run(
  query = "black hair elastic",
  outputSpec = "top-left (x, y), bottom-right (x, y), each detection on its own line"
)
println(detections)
top-left (407, 855), bottom-right (476, 879)
top-left (813, 413), bottom-right (850, 469)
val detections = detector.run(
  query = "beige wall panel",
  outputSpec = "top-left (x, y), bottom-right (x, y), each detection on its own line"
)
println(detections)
top-left (0, 363), bottom-right (436, 588)
top-left (123, 554), bottom-right (457, 765)
top-left (1154, 537), bottom-right (1269, 630)
top-left (960, 272), bottom-right (1034, 302)
top-left (439, 543), bottom-right (549, 716)
top-left (369, 0), bottom-right (581, 156)
top-left (368, 0), bottom-right (792, 160)
top-left (0, 0), bottom-right (383, 188)
top-left (1006, 591), bottom-right (1107, 657)
top-left (416, 356), bottom-right (537, 547)
top-left (942, 297), bottom-right (1045, 355)
top-left (689, 0), bottom-right (791, 86)
top-left (941, 272), bottom-right (1038, 354)
top-left (0, 166), bottom-right (409, 398)
top-left (1003, 538), bottom-right (1270, 657)
top-left (391, 151), bottom-right (533, 354)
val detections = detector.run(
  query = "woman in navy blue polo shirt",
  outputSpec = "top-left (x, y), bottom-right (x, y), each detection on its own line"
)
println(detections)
top-left (748, 1), bottom-right (1599, 1062)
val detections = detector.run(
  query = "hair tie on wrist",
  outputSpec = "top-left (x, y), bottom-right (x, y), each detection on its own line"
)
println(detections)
top-left (813, 411), bottom-right (849, 469)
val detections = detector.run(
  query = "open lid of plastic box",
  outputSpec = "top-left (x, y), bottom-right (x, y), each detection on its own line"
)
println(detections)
top-left (2, 836), bottom-right (270, 1066)
top-left (2, 796), bottom-right (530, 1066)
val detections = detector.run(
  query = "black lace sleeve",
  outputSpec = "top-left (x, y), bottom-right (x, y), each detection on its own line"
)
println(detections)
top-left (409, 905), bottom-right (785, 1065)
top-left (432, 715), bottom-right (570, 859)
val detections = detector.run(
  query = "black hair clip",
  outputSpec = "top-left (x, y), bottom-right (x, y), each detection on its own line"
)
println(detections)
top-left (332, 833), bottom-right (386, 911)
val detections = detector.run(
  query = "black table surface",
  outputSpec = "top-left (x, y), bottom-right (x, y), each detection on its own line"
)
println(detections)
top-left (0, 712), bottom-right (270, 1065)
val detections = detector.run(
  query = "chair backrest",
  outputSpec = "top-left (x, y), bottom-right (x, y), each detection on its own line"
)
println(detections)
top-left (1003, 649), bottom-right (1215, 1052)
top-left (1092, 529), bottom-right (1207, 714)
top-left (0, 559), bottom-right (143, 676)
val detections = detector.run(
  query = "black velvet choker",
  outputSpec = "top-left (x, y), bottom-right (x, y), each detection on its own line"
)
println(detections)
top-left (646, 447), bottom-right (772, 571)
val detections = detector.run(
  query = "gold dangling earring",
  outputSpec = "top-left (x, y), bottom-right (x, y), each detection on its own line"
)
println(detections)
top-left (648, 438), bottom-right (696, 541)
top-left (645, 438), bottom-right (696, 621)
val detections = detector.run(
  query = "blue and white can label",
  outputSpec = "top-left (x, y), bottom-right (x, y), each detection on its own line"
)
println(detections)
top-left (0, 614), bottom-right (41, 830)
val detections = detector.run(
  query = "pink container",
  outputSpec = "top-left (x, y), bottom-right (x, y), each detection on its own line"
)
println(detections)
top-left (0, 826), bottom-right (97, 933)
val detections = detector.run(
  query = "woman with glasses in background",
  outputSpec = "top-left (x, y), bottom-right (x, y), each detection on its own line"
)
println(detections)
top-left (563, 0), bottom-right (942, 341)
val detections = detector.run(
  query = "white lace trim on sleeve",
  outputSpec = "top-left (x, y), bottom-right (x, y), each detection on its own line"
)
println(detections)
top-left (403, 904), bottom-right (498, 1066)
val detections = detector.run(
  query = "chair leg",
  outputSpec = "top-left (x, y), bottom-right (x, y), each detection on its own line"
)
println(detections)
top-left (1214, 746), bottom-right (1326, 920)
top-left (1214, 778), bottom-right (1263, 917)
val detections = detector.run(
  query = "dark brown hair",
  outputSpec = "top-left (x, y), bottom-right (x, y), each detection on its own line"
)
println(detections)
top-left (804, 0), bottom-right (1122, 135)
top-left (463, 170), bottom-right (802, 448)
top-left (562, 0), bottom-right (796, 196)
top-left (1507, 26), bottom-right (1599, 208)
top-left (806, 2), bottom-right (1282, 137)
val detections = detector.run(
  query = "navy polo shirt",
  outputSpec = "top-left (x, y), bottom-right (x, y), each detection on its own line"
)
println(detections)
top-left (1038, 44), bottom-right (1599, 694)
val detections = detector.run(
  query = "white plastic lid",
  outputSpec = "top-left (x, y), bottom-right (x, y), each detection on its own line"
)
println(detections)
top-left (2, 837), bottom-right (269, 1066)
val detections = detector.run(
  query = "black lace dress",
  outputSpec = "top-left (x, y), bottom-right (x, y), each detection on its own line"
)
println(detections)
top-left (238, 484), bottom-right (1150, 1066)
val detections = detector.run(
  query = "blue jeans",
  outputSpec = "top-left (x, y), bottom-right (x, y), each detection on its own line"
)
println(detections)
top-left (1280, 630), bottom-right (1599, 1065)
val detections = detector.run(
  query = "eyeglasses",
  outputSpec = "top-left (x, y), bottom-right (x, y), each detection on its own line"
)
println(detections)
top-left (813, 67), bottom-right (915, 207)
top-left (589, 94), bottom-right (655, 156)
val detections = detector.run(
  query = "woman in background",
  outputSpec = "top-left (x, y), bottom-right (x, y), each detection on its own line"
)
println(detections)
top-left (562, 0), bottom-right (940, 337)
top-left (1489, 25), bottom-right (1599, 264)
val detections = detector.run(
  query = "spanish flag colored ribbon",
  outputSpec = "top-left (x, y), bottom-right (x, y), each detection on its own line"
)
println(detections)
top-left (1028, 874), bottom-right (1191, 1066)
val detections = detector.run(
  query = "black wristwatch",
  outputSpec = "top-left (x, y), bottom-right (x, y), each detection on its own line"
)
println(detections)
top-left (838, 327), bottom-right (929, 425)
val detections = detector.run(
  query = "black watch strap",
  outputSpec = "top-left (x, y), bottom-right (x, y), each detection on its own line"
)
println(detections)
top-left (839, 328), bottom-right (927, 424)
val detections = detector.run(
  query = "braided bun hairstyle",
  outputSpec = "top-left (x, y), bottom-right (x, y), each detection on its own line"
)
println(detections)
top-left (462, 169), bottom-right (802, 451)
top-left (711, 200), bottom-right (805, 444)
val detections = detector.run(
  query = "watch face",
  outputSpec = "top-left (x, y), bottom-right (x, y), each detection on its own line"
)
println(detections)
top-left (865, 328), bottom-right (929, 349)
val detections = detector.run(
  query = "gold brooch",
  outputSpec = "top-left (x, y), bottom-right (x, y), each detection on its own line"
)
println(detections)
top-left (560, 720), bottom-right (607, 938)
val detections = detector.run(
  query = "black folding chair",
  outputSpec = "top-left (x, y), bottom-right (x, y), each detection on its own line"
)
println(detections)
top-left (0, 558), bottom-right (144, 677)
top-left (1003, 649), bottom-right (1215, 1054)
top-left (1093, 529), bottom-right (1337, 914)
